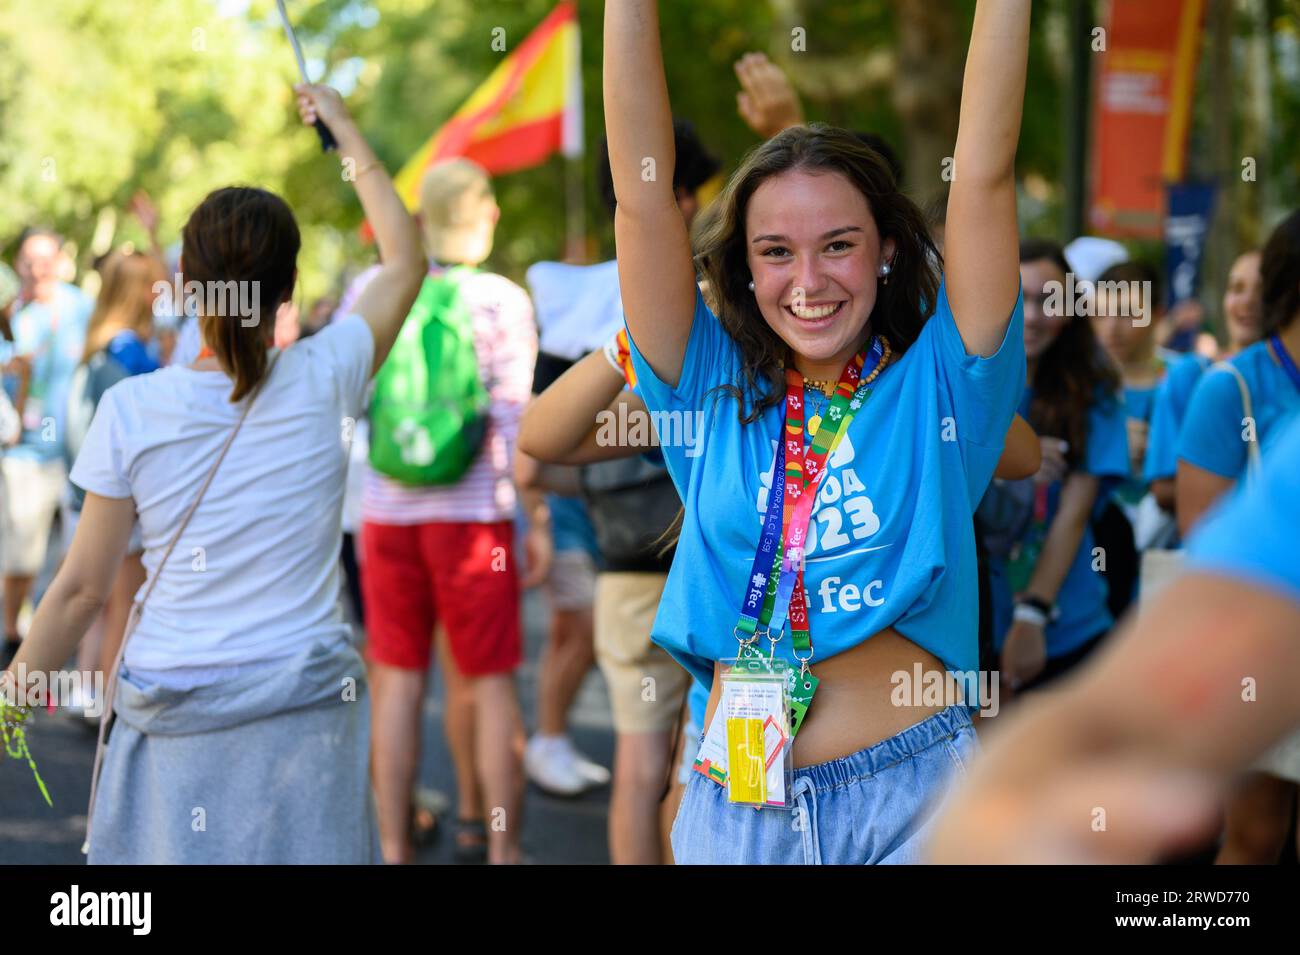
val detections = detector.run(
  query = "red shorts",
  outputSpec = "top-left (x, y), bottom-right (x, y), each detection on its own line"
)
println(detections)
top-left (360, 520), bottom-right (522, 676)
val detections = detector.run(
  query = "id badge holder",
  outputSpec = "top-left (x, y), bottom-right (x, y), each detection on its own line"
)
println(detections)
top-left (717, 655), bottom-right (794, 810)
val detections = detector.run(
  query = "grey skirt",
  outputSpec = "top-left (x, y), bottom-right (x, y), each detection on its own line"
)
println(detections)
top-left (87, 638), bottom-right (381, 864)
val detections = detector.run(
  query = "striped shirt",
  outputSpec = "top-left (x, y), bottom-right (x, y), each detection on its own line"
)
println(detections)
top-left (337, 263), bottom-right (537, 526)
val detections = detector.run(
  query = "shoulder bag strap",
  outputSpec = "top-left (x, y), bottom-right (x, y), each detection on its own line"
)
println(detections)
top-left (1210, 361), bottom-right (1262, 479)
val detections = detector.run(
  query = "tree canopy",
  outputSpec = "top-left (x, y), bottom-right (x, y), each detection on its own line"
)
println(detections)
top-left (1, 0), bottom-right (1295, 310)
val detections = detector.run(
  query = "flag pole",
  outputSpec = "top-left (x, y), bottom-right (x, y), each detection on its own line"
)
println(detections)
top-left (563, 0), bottom-right (586, 263)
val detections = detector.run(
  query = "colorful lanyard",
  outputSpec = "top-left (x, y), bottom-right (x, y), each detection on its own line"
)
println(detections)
top-left (1271, 335), bottom-right (1300, 392)
top-left (736, 436), bottom-right (786, 641)
top-left (734, 336), bottom-right (889, 666)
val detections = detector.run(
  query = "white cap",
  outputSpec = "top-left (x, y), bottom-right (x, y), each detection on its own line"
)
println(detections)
top-left (1064, 236), bottom-right (1129, 282)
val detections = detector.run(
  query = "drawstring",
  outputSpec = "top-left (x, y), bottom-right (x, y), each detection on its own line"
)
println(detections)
top-left (792, 775), bottom-right (821, 865)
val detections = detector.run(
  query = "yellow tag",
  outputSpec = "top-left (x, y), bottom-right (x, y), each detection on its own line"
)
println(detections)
top-left (807, 414), bottom-right (821, 437)
top-left (726, 717), bottom-right (767, 804)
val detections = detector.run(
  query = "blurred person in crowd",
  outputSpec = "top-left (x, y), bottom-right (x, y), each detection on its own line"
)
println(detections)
top-left (1175, 210), bottom-right (1300, 864)
top-left (4, 84), bottom-right (426, 862)
top-left (1, 228), bottom-right (92, 667)
top-left (1091, 261), bottom-right (1172, 484)
top-left (1064, 235), bottom-right (1127, 284)
top-left (930, 412), bottom-right (1300, 864)
top-left (992, 240), bottom-right (1128, 697)
top-left (1, 261), bottom-right (23, 437)
top-left (302, 295), bottom-right (337, 338)
top-left (60, 250), bottom-right (167, 718)
top-left (1, 262), bottom-right (24, 455)
top-left (515, 122), bottom-right (717, 815)
top-left (1088, 261), bottom-right (1173, 598)
top-left (1144, 250), bottom-right (1263, 514)
top-left (515, 121), bottom-right (718, 858)
top-left (358, 158), bottom-right (535, 865)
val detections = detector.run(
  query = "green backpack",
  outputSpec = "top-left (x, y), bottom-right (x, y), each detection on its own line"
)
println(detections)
top-left (368, 266), bottom-right (490, 485)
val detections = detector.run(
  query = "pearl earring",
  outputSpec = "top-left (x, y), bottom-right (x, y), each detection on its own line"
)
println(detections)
top-left (880, 262), bottom-right (892, 286)
top-left (748, 280), bottom-right (755, 291)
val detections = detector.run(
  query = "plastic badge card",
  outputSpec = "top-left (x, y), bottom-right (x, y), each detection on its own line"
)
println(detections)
top-left (692, 658), bottom-right (793, 809)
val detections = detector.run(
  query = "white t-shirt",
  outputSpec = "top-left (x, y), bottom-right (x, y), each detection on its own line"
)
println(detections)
top-left (70, 316), bottom-right (374, 672)
top-left (525, 260), bottom-right (623, 360)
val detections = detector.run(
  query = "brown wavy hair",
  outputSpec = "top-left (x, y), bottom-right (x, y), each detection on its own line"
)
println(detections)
top-left (181, 187), bottom-right (299, 401)
top-left (1260, 209), bottom-right (1300, 336)
top-left (692, 123), bottom-right (940, 422)
top-left (1020, 239), bottom-right (1120, 468)
top-left (83, 251), bottom-right (167, 362)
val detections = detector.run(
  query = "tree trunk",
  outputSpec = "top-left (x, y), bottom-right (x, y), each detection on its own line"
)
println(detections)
top-left (889, 0), bottom-right (964, 202)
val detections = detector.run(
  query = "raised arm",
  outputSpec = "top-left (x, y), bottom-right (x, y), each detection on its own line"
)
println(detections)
top-left (295, 85), bottom-right (424, 376)
top-left (945, 0), bottom-right (1031, 356)
top-left (603, 0), bottom-right (697, 387)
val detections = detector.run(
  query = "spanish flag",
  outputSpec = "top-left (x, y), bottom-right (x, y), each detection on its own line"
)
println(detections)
top-left (393, 0), bottom-right (582, 209)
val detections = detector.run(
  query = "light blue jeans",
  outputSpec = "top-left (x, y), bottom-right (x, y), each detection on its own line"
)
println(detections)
top-left (670, 705), bottom-right (976, 864)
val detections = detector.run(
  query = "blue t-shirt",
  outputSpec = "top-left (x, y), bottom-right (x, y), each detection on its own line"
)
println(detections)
top-left (989, 385), bottom-right (1129, 658)
top-left (625, 277), bottom-right (1025, 688)
top-left (1187, 413), bottom-right (1300, 603)
top-left (1122, 383), bottom-right (1159, 426)
top-left (686, 679), bottom-right (710, 734)
top-left (105, 330), bottom-right (160, 377)
top-left (1177, 339), bottom-right (1300, 480)
top-left (1144, 352), bottom-right (1211, 482)
top-left (10, 283), bottom-right (92, 461)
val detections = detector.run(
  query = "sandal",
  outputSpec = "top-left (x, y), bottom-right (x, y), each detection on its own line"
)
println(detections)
top-left (410, 787), bottom-right (448, 850)
top-left (453, 819), bottom-right (488, 865)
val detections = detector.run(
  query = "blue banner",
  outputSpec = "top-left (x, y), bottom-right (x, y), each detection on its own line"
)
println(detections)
top-left (1164, 181), bottom-right (1217, 310)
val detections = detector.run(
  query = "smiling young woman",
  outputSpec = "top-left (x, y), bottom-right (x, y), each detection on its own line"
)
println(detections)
top-left (604, 0), bottom-right (1031, 864)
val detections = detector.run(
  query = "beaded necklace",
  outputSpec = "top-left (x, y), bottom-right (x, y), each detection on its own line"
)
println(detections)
top-left (799, 337), bottom-right (893, 441)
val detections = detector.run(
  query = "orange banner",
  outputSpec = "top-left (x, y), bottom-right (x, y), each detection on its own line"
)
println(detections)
top-left (1088, 0), bottom-right (1206, 238)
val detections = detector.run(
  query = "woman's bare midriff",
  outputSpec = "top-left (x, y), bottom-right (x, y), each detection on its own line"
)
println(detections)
top-left (703, 627), bottom-right (949, 768)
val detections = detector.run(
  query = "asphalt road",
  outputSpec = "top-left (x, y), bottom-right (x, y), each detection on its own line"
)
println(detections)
top-left (0, 564), bottom-right (616, 865)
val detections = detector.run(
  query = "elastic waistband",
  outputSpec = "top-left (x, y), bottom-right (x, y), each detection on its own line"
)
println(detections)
top-left (795, 704), bottom-right (972, 793)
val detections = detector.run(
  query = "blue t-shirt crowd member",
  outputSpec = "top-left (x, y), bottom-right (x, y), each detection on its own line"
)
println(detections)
top-left (1178, 341), bottom-right (1300, 482)
top-left (1177, 213), bottom-right (1300, 525)
top-left (65, 251), bottom-right (167, 515)
top-left (1176, 214), bottom-right (1300, 866)
top-left (2, 229), bottom-right (91, 658)
top-left (632, 280), bottom-right (1024, 692)
top-left (1144, 351), bottom-right (1212, 484)
top-left (1143, 249), bottom-right (1264, 521)
top-left (1187, 411), bottom-right (1300, 605)
top-left (990, 240), bottom-right (1128, 692)
top-left (607, 0), bottom-right (1030, 866)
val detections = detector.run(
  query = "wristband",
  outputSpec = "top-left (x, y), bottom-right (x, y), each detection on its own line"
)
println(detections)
top-left (1012, 602), bottom-right (1049, 628)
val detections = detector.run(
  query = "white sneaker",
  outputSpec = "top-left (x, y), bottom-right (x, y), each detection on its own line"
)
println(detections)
top-left (559, 737), bottom-right (610, 787)
top-left (524, 735), bottom-right (589, 797)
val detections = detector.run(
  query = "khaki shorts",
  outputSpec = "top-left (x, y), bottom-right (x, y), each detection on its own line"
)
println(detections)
top-left (594, 572), bottom-right (688, 734)
top-left (1, 456), bottom-right (66, 576)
